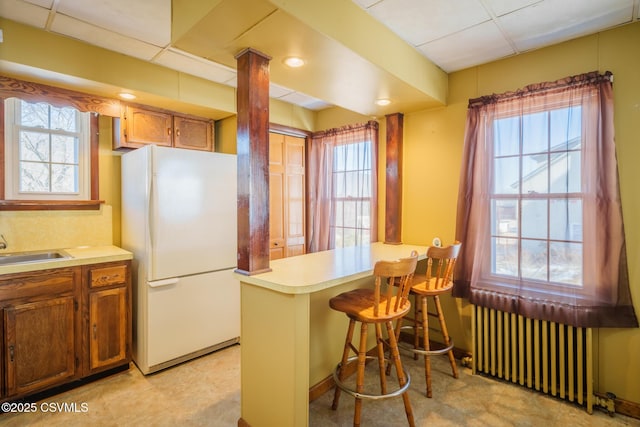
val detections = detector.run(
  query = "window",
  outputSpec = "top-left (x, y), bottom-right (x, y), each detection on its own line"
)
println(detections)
top-left (454, 71), bottom-right (637, 328)
top-left (307, 121), bottom-right (378, 252)
top-left (4, 98), bottom-right (91, 200)
top-left (331, 140), bottom-right (373, 248)
top-left (491, 105), bottom-right (583, 288)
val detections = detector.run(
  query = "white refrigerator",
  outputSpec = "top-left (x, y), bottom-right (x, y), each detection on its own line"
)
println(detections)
top-left (121, 145), bottom-right (239, 375)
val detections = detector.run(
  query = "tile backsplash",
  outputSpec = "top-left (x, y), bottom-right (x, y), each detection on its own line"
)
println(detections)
top-left (0, 205), bottom-right (113, 252)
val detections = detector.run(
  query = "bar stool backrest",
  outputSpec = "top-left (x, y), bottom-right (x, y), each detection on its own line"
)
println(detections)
top-left (424, 242), bottom-right (461, 290)
top-left (373, 250), bottom-right (418, 317)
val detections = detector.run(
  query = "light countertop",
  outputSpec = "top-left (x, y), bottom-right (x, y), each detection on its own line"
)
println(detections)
top-left (0, 245), bottom-right (133, 275)
top-left (236, 242), bottom-right (428, 295)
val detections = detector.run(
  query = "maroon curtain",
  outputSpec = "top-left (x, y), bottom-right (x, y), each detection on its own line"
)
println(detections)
top-left (454, 71), bottom-right (637, 328)
top-left (307, 121), bottom-right (378, 252)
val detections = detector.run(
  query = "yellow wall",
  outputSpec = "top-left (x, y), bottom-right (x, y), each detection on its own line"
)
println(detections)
top-left (401, 22), bottom-right (640, 403)
top-left (0, 116), bottom-right (121, 251)
top-left (1, 11), bottom-right (638, 407)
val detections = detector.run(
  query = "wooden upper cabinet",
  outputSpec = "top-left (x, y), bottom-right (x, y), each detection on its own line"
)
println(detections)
top-left (174, 115), bottom-right (213, 151)
top-left (114, 104), bottom-right (214, 151)
top-left (116, 105), bottom-right (172, 148)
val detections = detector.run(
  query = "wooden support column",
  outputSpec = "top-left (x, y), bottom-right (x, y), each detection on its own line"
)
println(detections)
top-left (385, 113), bottom-right (403, 244)
top-left (235, 48), bottom-right (272, 275)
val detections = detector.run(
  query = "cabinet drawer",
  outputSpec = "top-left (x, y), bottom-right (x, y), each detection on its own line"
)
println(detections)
top-left (0, 268), bottom-right (76, 301)
top-left (89, 265), bottom-right (128, 289)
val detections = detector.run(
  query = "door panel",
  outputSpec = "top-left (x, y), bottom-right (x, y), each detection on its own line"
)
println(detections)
top-left (89, 287), bottom-right (127, 372)
top-left (269, 134), bottom-right (286, 260)
top-left (269, 133), bottom-right (306, 259)
top-left (150, 147), bottom-right (237, 280)
top-left (147, 270), bottom-right (239, 367)
top-left (4, 296), bottom-right (76, 396)
top-left (285, 136), bottom-right (306, 258)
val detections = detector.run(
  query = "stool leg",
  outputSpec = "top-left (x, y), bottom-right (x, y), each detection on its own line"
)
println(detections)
top-left (413, 295), bottom-right (419, 360)
top-left (354, 322), bottom-right (368, 427)
top-left (386, 316), bottom-right (403, 376)
top-left (374, 323), bottom-right (388, 395)
top-left (421, 295), bottom-right (433, 398)
top-left (385, 320), bottom-right (415, 427)
top-left (332, 318), bottom-right (356, 410)
top-left (434, 295), bottom-right (458, 379)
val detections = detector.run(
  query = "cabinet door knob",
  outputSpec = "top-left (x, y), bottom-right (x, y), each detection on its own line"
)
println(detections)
top-left (9, 345), bottom-right (14, 362)
top-left (167, 127), bottom-right (172, 136)
top-left (176, 128), bottom-right (180, 137)
top-left (93, 324), bottom-right (97, 340)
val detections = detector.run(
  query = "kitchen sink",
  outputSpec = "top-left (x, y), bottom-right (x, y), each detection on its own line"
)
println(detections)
top-left (0, 250), bottom-right (72, 266)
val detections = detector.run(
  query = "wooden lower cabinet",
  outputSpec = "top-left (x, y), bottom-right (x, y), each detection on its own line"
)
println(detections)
top-left (84, 262), bottom-right (130, 374)
top-left (0, 260), bottom-right (131, 401)
top-left (4, 296), bottom-right (77, 396)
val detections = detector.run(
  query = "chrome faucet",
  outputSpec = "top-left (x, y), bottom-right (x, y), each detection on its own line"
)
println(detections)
top-left (0, 234), bottom-right (7, 250)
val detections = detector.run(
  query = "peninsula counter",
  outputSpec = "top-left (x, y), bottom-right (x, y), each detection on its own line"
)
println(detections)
top-left (236, 242), bottom-right (427, 427)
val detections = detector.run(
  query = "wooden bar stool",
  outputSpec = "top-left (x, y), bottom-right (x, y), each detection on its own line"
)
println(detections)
top-left (395, 242), bottom-right (461, 398)
top-left (329, 251), bottom-right (418, 427)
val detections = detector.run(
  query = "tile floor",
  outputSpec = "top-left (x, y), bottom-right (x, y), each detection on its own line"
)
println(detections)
top-left (1, 344), bottom-right (639, 426)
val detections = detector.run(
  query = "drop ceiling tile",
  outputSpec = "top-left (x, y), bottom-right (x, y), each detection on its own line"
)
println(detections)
top-left (0, 0), bottom-right (50, 28)
top-left (499, 0), bottom-right (634, 52)
top-left (22, 0), bottom-right (53, 8)
top-left (362, 0), bottom-right (490, 45)
top-left (270, 82), bottom-right (295, 98)
top-left (50, 14), bottom-right (162, 61)
top-left (278, 91), bottom-right (330, 110)
top-left (153, 49), bottom-right (237, 84)
top-left (482, 0), bottom-right (541, 17)
top-left (351, 0), bottom-right (380, 8)
top-left (55, 0), bottom-right (170, 46)
top-left (418, 20), bottom-right (515, 72)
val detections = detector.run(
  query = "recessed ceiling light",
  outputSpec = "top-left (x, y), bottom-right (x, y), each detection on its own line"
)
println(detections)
top-left (283, 56), bottom-right (305, 68)
top-left (119, 92), bottom-right (136, 100)
top-left (375, 98), bottom-right (391, 106)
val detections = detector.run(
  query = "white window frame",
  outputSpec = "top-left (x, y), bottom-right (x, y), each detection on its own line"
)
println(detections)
top-left (330, 140), bottom-right (374, 248)
top-left (4, 98), bottom-right (91, 201)
top-left (486, 102), bottom-right (585, 294)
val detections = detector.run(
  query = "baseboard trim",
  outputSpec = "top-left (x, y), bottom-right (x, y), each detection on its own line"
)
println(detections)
top-left (595, 392), bottom-right (640, 420)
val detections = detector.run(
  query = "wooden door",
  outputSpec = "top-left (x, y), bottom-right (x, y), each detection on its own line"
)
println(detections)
top-left (122, 106), bottom-right (173, 148)
top-left (173, 115), bottom-right (214, 151)
top-left (285, 135), bottom-right (306, 257)
top-left (269, 133), bottom-right (306, 260)
top-left (269, 133), bottom-right (286, 260)
top-left (4, 296), bottom-right (76, 396)
top-left (89, 287), bottom-right (127, 372)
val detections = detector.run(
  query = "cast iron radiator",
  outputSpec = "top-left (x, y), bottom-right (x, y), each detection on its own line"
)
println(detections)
top-left (471, 305), bottom-right (594, 413)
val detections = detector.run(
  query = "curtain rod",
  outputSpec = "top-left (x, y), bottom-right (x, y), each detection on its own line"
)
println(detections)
top-left (468, 70), bottom-right (613, 108)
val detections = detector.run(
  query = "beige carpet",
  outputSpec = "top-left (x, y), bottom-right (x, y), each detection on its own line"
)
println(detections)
top-left (1, 344), bottom-right (638, 426)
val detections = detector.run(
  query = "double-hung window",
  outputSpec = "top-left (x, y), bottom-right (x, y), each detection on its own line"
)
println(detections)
top-left (307, 121), bottom-right (378, 252)
top-left (331, 140), bottom-right (373, 248)
top-left (455, 71), bottom-right (637, 327)
top-left (491, 104), bottom-right (583, 290)
top-left (4, 98), bottom-right (91, 201)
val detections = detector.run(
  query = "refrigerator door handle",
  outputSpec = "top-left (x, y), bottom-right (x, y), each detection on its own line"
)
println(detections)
top-left (148, 278), bottom-right (180, 288)
top-left (148, 174), bottom-right (156, 248)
